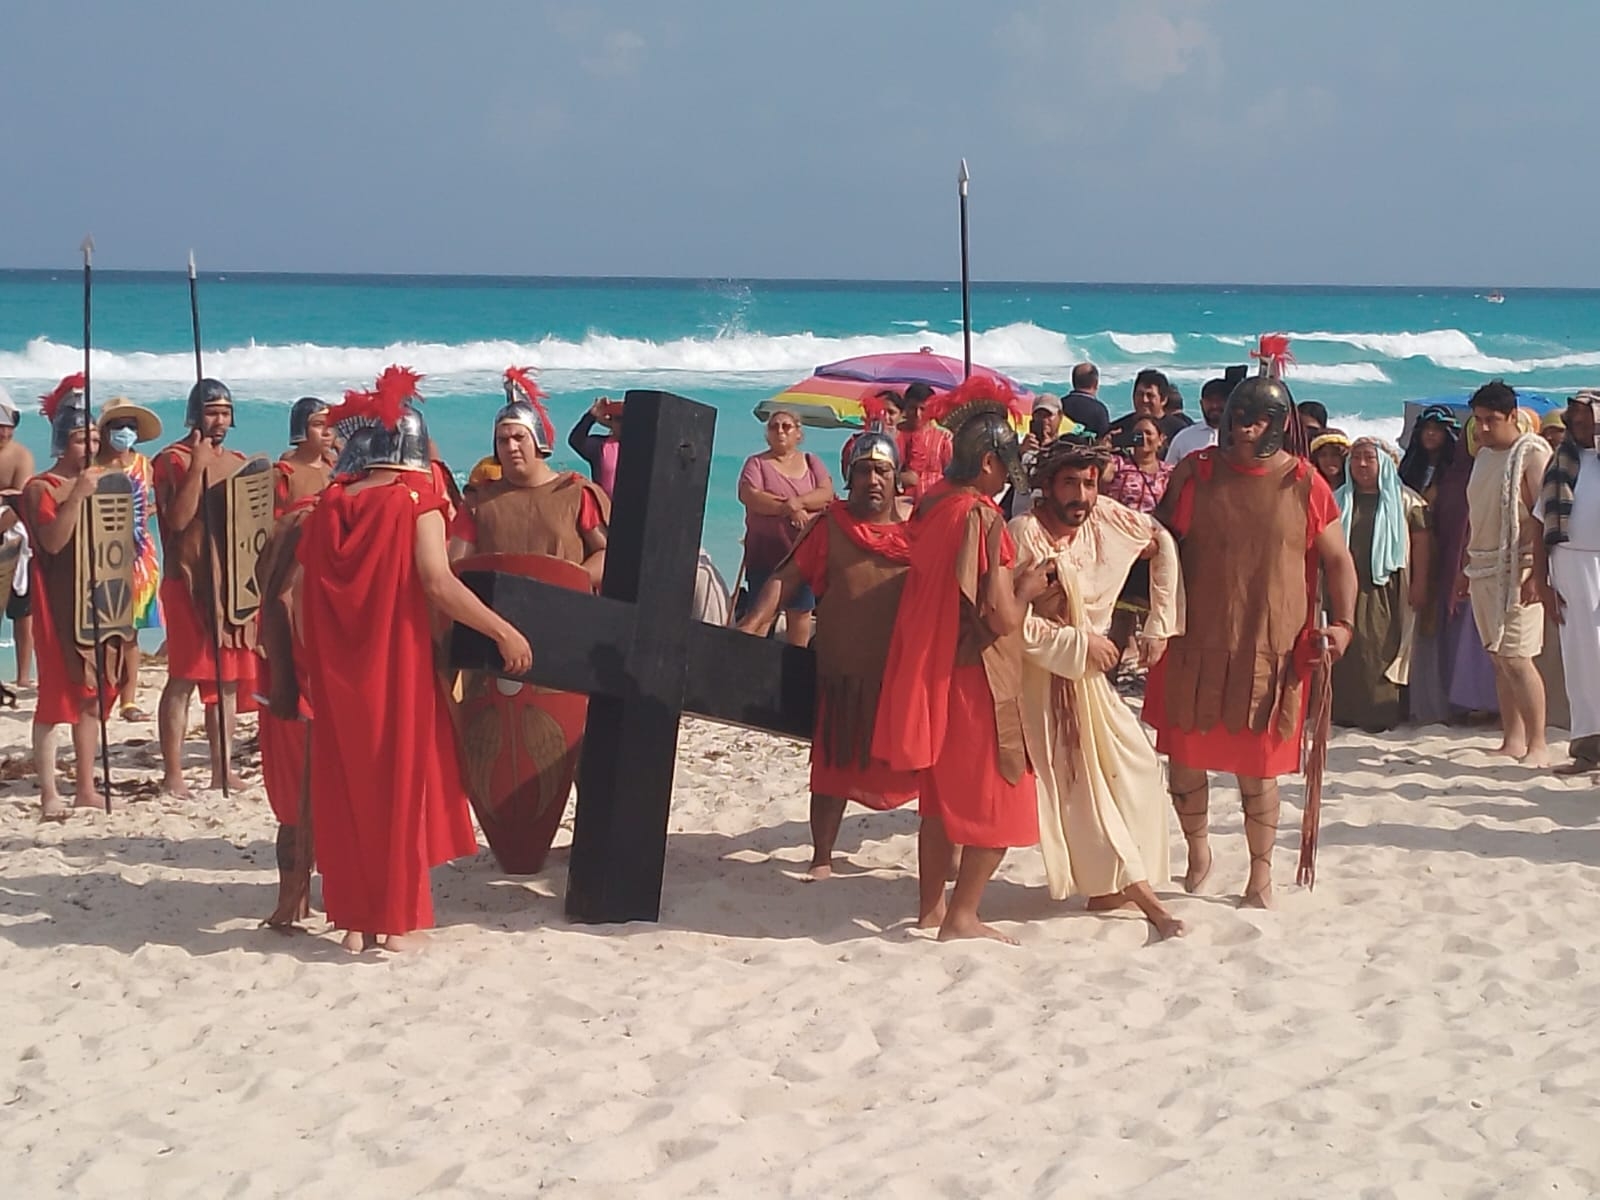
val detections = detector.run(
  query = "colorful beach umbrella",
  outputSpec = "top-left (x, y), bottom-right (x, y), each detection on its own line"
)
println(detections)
top-left (754, 349), bottom-right (1037, 430)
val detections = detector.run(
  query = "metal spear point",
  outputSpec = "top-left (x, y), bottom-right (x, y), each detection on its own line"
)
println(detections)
top-left (958, 157), bottom-right (969, 196)
top-left (188, 248), bottom-right (196, 280)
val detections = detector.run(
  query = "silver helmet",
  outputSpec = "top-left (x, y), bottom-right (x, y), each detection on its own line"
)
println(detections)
top-left (41, 375), bottom-right (91, 458)
top-left (288, 396), bottom-right (329, 446)
top-left (364, 406), bottom-right (433, 474)
top-left (186, 378), bottom-right (233, 430)
top-left (845, 428), bottom-right (900, 474)
top-left (501, 366), bottom-right (553, 455)
top-left (333, 424), bottom-right (379, 476)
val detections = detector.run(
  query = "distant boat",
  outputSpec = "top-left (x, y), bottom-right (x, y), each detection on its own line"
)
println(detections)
top-left (1486, 289), bottom-right (1505, 304)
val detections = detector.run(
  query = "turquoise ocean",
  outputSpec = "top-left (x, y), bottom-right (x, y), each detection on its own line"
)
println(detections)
top-left (5, 271), bottom-right (1600, 592)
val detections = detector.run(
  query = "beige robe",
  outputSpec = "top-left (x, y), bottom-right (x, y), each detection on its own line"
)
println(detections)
top-left (1010, 499), bottom-right (1182, 899)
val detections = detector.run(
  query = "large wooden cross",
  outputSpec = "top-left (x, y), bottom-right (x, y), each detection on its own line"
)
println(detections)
top-left (450, 390), bottom-right (817, 923)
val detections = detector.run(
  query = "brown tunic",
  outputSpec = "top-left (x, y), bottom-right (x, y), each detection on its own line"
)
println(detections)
top-left (462, 472), bottom-right (610, 562)
top-left (255, 501), bottom-right (317, 720)
top-left (1163, 455), bottom-right (1313, 739)
top-left (807, 520), bottom-right (908, 770)
top-left (942, 493), bottom-right (1028, 784)
top-left (22, 472), bottom-right (128, 691)
top-left (274, 457), bottom-right (331, 514)
top-left (151, 440), bottom-right (254, 651)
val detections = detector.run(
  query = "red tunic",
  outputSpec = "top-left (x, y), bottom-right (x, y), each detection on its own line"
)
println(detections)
top-left (897, 425), bottom-right (953, 503)
top-left (297, 478), bottom-right (478, 935)
top-left (872, 487), bottom-right (1038, 848)
top-left (788, 506), bottom-right (918, 808)
top-left (1146, 452), bottom-right (1340, 777)
top-left (257, 656), bottom-right (310, 826)
top-left (19, 475), bottom-right (120, 727)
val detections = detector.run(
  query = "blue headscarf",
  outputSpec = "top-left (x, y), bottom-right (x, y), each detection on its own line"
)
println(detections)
top-left (1336, 438), bottom-right (1408, 586)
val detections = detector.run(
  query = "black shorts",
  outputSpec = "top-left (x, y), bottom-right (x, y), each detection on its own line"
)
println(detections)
top-left (5, 587), bottom-right (29, 621)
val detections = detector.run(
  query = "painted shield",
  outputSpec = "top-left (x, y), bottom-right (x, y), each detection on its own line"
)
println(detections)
top-left (73, 473), bottom-right (137, 647)
top-left (452, 552), bottom-right (591, 874)
top-left (219, 455), bottom-right (275, 628)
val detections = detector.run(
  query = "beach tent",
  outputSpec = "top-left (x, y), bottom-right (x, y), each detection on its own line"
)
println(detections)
top-left (1398, 390), bottom-right (1561, 448)
top-left (753, 349), bottom-right (1038, 431)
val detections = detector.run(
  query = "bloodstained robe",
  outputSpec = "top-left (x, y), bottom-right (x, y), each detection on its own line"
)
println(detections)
top-left (19, 472), bottom-right (129, 726)
top-left (873, 485), bottom-right (1038, 848)
top-left (150, 440), bottom-right (257, 688)
top-left (782, 502), bottom-right (918, 807)
top-left (297, 477), bottom-right (478, 935)
top-left (255, 496), bottom-right (318, 827)
top-left (1011, 501), bottom-right (1180, 899)
top-left (1147, 450), bottom-right (1340, 778)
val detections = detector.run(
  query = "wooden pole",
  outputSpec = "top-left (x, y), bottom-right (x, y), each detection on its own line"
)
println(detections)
top-left (958, 158), bottom-right (972, 381)
top-left (188, 252), bottom-right (229, 797)
top-left (81, 236), bottom-right (113, 810)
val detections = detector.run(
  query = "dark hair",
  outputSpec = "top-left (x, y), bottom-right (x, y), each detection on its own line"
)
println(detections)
top-left (1133, 368), bottom-right (1168, 394)
top-left (1071, 362), bottom-right (1099, 391)
top-left (1398, 416), bottom-right (1457, 490)
top-left (875, 388), bottom-right (904, 407)
top-left (1163, 384), bottom-right (1184, 412)
top-left (1200, 376), bottom-right (1232, 401)
top-left (902, 382), bottom-right (934, 407)
top-left (1469, 378), bottom-right (1518, 416)
top-left (1299, 400), bottom-right (1329, 427)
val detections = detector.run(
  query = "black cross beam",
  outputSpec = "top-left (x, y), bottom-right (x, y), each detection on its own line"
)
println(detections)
top-left (450, 389), bottom-right (817, 923)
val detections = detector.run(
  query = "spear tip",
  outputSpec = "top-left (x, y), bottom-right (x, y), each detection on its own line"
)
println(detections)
top-left (80, 235), bottom-right (94, 262)
top-left (958, 158), bottom-right (970, 184)
top-left (188, 249), bottom-right (197, 278)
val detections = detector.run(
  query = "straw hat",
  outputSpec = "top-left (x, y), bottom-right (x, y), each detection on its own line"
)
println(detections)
top-left (97, 395), bottom-right (163, 443)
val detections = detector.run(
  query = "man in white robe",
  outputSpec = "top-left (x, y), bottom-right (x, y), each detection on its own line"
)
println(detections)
top-left (1011, 438), bottom-right (1186, 939)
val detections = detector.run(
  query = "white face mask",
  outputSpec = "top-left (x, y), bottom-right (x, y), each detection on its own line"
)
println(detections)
top-left (107, 426), bottom-right (139, 453)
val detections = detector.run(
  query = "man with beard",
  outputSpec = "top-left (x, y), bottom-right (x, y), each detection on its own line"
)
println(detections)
top-left (151, 379), bottom-right (255, 798)
top-left (275, 396), bottom-right (336, 514)
top-left (1165, 375), bottom-right (1233, 463)
top-left (737, 421), bottom-right (917, 879)
top-left (1150, 340), bottom-right (1357, 907)
top-left (873, 377), bottom-right (1050, 943)
top-left (1010, 437), bottom-right (1186, 938)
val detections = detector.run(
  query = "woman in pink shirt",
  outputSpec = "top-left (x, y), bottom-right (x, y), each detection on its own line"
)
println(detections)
top-left (736, 409), bottom-right (834, 645)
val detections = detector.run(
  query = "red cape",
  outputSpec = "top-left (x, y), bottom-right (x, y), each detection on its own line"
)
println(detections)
top-left (827, 502), bottom-right (912, 563)
top-left (871, 487), bottom-right (1001, 773)
top-left (297, 479), bottom-right (477, 935)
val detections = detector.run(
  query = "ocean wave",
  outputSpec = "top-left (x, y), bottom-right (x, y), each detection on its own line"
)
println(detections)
top-left (0, 325), bottom-right (1088, 392)
top-left (1290, 329), bottom-right (1600, 375)
top-left (1104, 331), bottom-right (1179, 356)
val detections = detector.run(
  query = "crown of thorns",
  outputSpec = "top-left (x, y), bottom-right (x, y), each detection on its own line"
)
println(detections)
top-left (1029, 432), bottom-right (1110, 490)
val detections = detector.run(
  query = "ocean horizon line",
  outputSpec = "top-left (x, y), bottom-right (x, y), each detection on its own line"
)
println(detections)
top-left (0, 268), bottom-right (1585, 295)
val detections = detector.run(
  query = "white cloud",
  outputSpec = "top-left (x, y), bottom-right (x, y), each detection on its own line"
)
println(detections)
top-left (582, 29), bottom-right (646, 80)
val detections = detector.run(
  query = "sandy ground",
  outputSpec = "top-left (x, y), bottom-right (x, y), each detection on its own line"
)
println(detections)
top-left (3, 666), bottom-right (1600, 1198)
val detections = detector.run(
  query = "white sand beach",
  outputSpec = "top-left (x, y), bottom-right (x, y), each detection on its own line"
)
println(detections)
top-left (3, 668), bottom-right (1599, 1197)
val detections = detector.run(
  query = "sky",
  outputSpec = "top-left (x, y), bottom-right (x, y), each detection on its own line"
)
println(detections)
top-left (3, 0), bottom-right (1599, 286)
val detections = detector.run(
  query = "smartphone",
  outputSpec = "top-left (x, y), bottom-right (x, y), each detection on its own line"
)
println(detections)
top-left (598, 399), bottom-right (625, 420)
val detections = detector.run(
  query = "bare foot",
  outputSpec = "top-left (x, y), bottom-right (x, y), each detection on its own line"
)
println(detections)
top-left (340, 931), bottom-right (369, 953)
top-left (73, 790), bottom-right (105, 811)
top-left (916, 898), bottom-right (947, 930)
top-left (1519, 746), bottom-right (1552, 768)
top-left (40, 798), bottom-right (69, 823)
top-left (1149, 911), bottom-right (1187, 939)
top-left (161, 774), bottom-right (193, 801)
top-left (381, 932), bottom-right (430, 953)
top-left (1183, 841), bottom-right (1213, 894)
top-left (805, 863), bottom-right (833, 882)
top-left (1086, 892), bottom-right (1138, 912)
top-left (1494, 740), bottom-right (1528, 760)
top-left (937, 912), bottom-right (1019, 945)
top-left (211, 770), bottom-right (247, 793)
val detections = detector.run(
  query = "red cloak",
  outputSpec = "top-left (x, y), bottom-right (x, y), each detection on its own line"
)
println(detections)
top-left (296, 478), bottom-right (478, 935)
top-left (872, 487), bottom-right (1038, 848)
